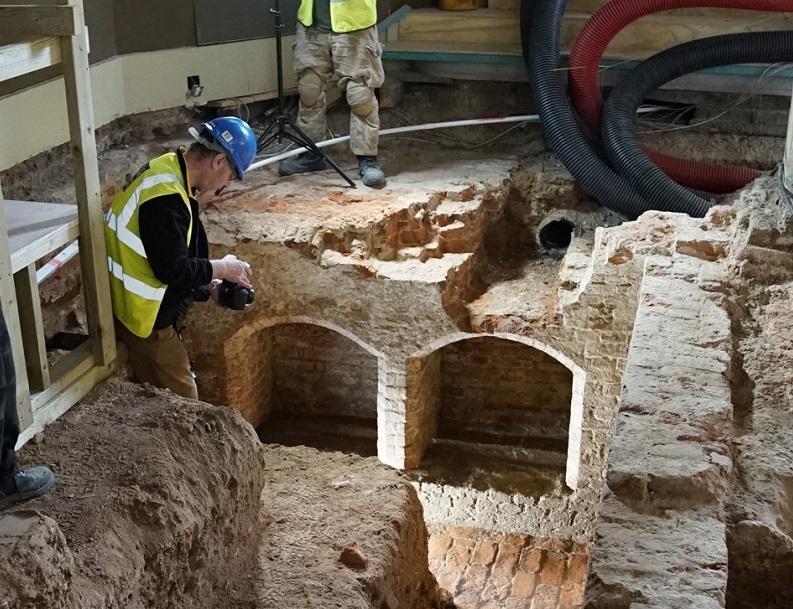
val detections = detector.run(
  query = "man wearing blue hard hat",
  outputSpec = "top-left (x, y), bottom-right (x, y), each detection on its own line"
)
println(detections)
top-left (105, 116), bottom-right (257, 399)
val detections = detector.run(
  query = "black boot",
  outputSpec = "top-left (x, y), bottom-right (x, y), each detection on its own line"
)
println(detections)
top-left (278, 151), bottom-right (327, 177)
top-left (0, 466), bottom-right (55, 510)
top-left (357, 156), bottom-right (386, 188)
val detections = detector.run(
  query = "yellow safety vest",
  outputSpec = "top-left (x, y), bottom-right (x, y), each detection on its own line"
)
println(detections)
top-left (104, 152), bottom-right (193, 338)
top-left (297, 0), bottom-right (377, 33)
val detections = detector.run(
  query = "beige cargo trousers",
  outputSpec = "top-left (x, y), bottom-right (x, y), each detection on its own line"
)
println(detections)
top-left (293, 23), bottom-right (385, 156)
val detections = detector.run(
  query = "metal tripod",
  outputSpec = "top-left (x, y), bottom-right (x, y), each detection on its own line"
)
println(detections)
top-left (256, 0), bottom-right (355, 187)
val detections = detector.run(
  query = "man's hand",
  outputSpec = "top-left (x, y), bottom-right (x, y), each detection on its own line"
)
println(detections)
top-left (208, 279), bottom-right (222, 304)
top-left (210, 254), bottom-right (253, 288)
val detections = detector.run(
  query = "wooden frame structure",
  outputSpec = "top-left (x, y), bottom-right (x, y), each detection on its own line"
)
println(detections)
top-left (0, 0), bottom-right (116, 446)
top-left (786, 82), bottom-right (793, 196)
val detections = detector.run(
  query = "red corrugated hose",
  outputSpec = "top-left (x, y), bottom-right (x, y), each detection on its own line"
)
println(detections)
top-left (568, 0), bottom-right (792, 193)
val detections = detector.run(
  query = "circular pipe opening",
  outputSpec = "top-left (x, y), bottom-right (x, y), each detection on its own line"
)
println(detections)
top-left (538, 219), bottom-right (575, 251)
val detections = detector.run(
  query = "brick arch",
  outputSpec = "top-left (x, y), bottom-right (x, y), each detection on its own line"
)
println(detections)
top-left (232, 315), bottom-right (384, 359)
top-left (218, 316), bottom-right (383, 433)
top-left (411, 332), bottom-right (583, 377)
top-left (407, 332), bottom-right (585, 490)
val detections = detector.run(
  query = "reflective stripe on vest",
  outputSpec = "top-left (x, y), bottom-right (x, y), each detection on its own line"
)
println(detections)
top-left (104, 152), bottom-right (192, 338)
top-left (297, 0), bottom-right (376, 33)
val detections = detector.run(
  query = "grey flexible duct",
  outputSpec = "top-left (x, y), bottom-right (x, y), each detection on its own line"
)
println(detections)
top-left (522, 0), bottom-right (652, 218)
top-left (602, 30), bottom-right (793, 217)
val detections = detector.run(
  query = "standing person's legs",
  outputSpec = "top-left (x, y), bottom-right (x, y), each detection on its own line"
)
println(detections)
top-left (116, 321), bottom-right (199, 400)
top-left (279, 24), bottom-right (336, 176)
top-left (0, 310), bottom-right (19, 485)
top-left (295, 24), bottom-right (335, 143)
top-left (0, 310), bottom-right (55, 510)
top-left (331, 26), bottom-right (386, 187)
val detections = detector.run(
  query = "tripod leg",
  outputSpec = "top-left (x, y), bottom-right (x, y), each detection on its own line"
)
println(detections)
top-left (284, 122), bottom-right (357, 188)
top-left (255, 120), bottom-right (278, 151)
top-left (257, 133), bottom-right (283, 153)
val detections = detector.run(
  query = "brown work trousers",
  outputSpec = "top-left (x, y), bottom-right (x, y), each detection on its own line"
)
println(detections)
top-left (294, 24), bottom-right (385, 156)
top-left (115, 321), bottom-right (198, 400)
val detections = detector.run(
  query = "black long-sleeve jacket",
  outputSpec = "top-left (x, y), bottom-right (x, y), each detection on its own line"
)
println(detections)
top-left (137, 151), bottom-right (213, 330)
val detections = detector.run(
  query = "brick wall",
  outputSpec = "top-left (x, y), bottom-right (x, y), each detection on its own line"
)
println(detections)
top-left (428, 525), bottom-right (590, 609)
top-left (271, 324), bottom-right (379, 421)
top-left (439, 338), bottom-right (573, 444)
top-left (222, 324), bottom-right (274, 427)
top-left (405, 350), bottom-right (443, 467)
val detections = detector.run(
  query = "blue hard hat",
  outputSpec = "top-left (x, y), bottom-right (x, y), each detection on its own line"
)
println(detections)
top-left (193, 116), bottom-right (256, 180)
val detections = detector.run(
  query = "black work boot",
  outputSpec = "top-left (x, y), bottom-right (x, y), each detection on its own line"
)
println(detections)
top-left (0, 466), bottom-right (55, 510)
top-left (278, 151), bottom-right (326, 176)
top-left (357, 156), bottom-right (386, 188)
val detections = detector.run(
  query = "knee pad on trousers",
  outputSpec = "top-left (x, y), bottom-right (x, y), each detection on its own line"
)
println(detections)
top-left (298, 70), bottom-right (323, 107)
top-left (345, 80), bottom-right (375, 117)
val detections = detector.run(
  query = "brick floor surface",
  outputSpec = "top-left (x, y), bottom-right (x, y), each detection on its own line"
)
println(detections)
top-left (428, 525), bottom-right (589, 609)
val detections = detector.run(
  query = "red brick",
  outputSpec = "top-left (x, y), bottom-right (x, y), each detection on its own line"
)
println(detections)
top-left (567, 553), bottom-right (590, 586)
top-left (471, 539), bottom-right (498, 566)
top-left (518, 548), bottom-right (543, 573)
top-left (530, 584), bottom-right (560, 609)
top-left (460, 565), bottom-right (490, 591)
top-left (539, 551), bottom-right (567, 585)
top-left (446, 539), bottom-right (473, 570)
top-left (560, 583), bottom-right (585, 606)
top-left (454, 590), bottom-right (481, 609)
top-left (428, 533), bottom-right (452, 560)
top-left (535, 538), bottom-right (572, 552)
top-left (502, 532), bottom-right (530, 546)
top-left (435, 569), bottom-right (460, 594)
top-left (339, 543), bottom-right (367, 570)
top-left (492, 543), bottom-right (521, 579)
top-left (572, 542), bottom-right (590, 555)
top-left (511, 571), bottom-right (537, 598)
top-left (449, 525), bottom-right (478, 541)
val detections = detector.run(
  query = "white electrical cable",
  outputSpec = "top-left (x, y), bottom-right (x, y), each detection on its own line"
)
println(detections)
top-left (37, 240), bottom-right (79, 284)
top-left (250, 114), bottom-right (542, 170)
top-left (249, 106), bottom-right (667, 171)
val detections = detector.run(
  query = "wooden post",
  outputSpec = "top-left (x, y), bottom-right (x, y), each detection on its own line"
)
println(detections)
top-left (14, 264), bottom-right (50, 392)
top-left (785, 81), bottom-right (793, 194)
top-left (59, 0), bottom-right (116, 367)
top-left (0, 182), bottom-right (33, 429)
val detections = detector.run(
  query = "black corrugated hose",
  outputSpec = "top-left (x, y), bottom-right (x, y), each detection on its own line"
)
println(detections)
top-left (602, 30), bottom-right (793, 217)
top-left (523, 1), bottom-right (792, 218)
top-left (522, 0), bottom-right (653, 218)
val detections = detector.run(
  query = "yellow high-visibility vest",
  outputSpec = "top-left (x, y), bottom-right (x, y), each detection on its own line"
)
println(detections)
top-left (297, 0), bottom-right (376, 33)
top-left (104, 152), bottom-right (193, 338)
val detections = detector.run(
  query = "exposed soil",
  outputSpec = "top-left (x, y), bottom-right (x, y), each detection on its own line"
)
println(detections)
top-left (257, 444), bottom-right (440, 609)
top-left (2, 377), bottom-right (266, 609)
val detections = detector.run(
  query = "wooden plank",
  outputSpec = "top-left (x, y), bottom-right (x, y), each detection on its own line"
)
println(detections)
top-left (13, 263), bottom-right (49, 391)
top-left (564, 10), bottom-right (793, 60)
top-left (0, 5), bottom-right (78, 40)
top-left (385, 39), bottom-right (520, 57)
top-left (0, 36), bottom-right (60, 82)
top-left (60, 0), bottom-right (116, 367)
top-left (17, 345), bottom-right (112, 448)
top-left (378, 4), bottom-right (413, 36)
top-left (786, 82), bottom-right (793, 194)
top-left (399, 9), bottom-right (520, 45)
top-left (2, 199), bottom-right (79, 273)
top-left (397, 8), bottom-right (793, 61)
top-left (568, 0), bottom-right (793, 18)
top-left (486, 0), bottom-right (516, 11)
top-left (36, 339), bottom-right (92, 401)
top-left (0, 182), bottom-right (33, 430)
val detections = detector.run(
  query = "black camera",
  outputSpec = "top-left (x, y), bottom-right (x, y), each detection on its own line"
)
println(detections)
top-left (217, 279), bottom-right (255, 311)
